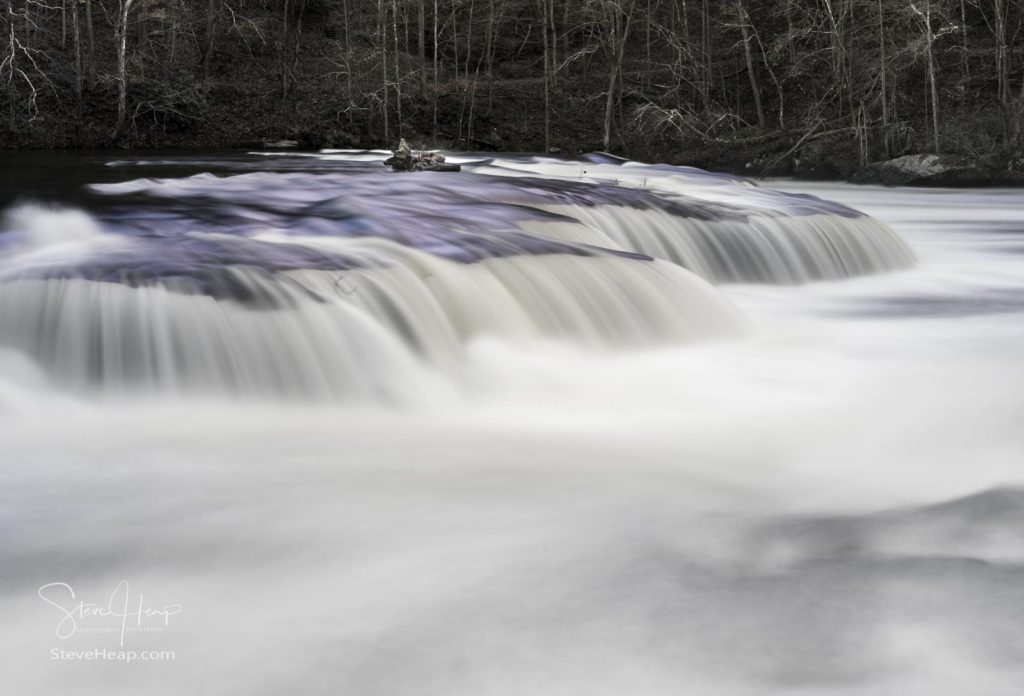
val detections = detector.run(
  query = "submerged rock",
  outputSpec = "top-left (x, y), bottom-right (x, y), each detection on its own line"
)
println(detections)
top-left (384, 139), bottom-right (461, 172)
top-left (262, 139), bottom-right (300, 149)
top-left (850, 154), bottom-right (992, 187)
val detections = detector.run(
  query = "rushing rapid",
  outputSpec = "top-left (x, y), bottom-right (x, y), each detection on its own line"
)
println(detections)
top-left (470, 153), bottom-right (916, 283)
top-left (0, 152), bottom-right (912, 397)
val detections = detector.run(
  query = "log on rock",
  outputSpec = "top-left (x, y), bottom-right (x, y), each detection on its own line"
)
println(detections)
top-left (384, 139), bottom-right (461, 172)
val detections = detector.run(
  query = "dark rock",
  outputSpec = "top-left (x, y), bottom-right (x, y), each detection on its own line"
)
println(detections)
top-left (490, 128), bottom-right (505, 151)
top-left (794, 159), bottom-right (846, 181)
top-left (850, 154), bottom-right (993, 187)
top-left (991, 169), bottom-right (1024, 187)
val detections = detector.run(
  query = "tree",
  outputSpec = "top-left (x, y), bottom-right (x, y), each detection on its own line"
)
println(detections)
top-left (910, 0), bottom-right (949, 153)
top-left (735, 0), bottom-right (765, 130)
top-left (590, 0), bottom-right (636, 151)
top-left (112, 0), bottom-right (137, 139)
top-left (71, 0), bottom-right (81, 116)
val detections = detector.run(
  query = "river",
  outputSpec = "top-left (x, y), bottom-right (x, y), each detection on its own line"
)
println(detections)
top-left (1, 151), bottom-right (1022, 695)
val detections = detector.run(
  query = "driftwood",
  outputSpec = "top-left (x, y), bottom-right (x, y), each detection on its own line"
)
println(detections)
top-left (384, 139), bottom-right (461, 172)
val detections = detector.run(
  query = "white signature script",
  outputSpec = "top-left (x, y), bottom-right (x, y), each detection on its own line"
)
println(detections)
top-left (38, 581), bottom-right (182, 646)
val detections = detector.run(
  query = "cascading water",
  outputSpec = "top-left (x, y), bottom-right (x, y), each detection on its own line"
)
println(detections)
top-left (467, 155), bottom-right (917, 283)
top-left (91, 151), bottom-right (917, 287)
top-left (5, 152), bottom-right (1022, 696)
top-left (0, 202), bottom-right (741, 397)
top-left (0, 151), bottom-right (916, 397)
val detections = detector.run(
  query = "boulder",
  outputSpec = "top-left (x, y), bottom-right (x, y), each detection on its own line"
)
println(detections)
top-left (850, 154), bottom-right (992, 187)
top-left (384, 139), bottom-right (461, 172)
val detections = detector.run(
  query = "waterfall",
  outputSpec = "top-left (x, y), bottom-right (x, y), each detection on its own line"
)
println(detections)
top-left (520, 202), bottom-right (913, 284)
top-left (0, 206), bottom-right (743, 398)
top-left (460, 154), bottom-right (918, 284)
top-left (89, 154), bottom-right (917, 286)
top-left (0, 153), bottom-right (919, 399)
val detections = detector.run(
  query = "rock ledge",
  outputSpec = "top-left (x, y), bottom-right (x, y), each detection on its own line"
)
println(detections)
top-left (849, 154), bottom-right (992, 187)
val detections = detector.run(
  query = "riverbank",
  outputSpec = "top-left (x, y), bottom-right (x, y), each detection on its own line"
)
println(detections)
top-left (6, 110), bottom-right (1021, 188)
top-left (3, 65), bottom-right (1022, 187)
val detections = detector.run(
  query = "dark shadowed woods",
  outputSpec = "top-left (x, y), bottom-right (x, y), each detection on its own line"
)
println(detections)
top-left (4, 0), bottom-right (1024, 176)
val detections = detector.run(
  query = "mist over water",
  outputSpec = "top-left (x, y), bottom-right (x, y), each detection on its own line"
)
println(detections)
top-left (1, 153), bottom-right (1023, 695)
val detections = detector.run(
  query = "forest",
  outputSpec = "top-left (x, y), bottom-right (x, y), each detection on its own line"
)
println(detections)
top-left (3, 0), bottom-right (1024, 176)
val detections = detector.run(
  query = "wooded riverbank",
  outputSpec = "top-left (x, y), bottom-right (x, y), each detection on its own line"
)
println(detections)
top-left (4, 0), bottom-right (1024, 181)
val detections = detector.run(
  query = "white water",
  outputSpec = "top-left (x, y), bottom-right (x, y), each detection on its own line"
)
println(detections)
top-left (475, 155), bottom-right (916, 283)
top-left (0, 216), bottom-right (742, 396)
top-left (1, 171), bottom-right (1023, 695)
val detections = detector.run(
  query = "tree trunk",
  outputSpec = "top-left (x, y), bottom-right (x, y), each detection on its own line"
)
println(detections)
top-left (737, 0), bottom-right (765, 130)
top-left (602, 14), bottom-right (618, 151)
top-left (484, 0), bottom-right (495, 109)
top-left (432, 0), bottom-right (438, 138)
top-left (541, 0), bottom-right (550, 151)
top-left (280, 0), bottom-right (290, 98)
top-left (202, 0), bottom-right (219, 84)
top-left (994, 0), bottom-right (1008, 107)
top-left (602, 0), bottom-right (635, 151)
top-left (457, 0), bottom-right (474, 141)
top-left (289, 0), bottom-right (307, 89)
top-left (878, 0), bottom-right (889, 157)
top-left (113, 0), bottom-right (136, 140)
top-left (379, 0), bottom-right (389, 144)
top-left (167, 0), bottom-right (177, 79)
top-left (924, 0), bottom-right (940, 152)
top-left (701, 0), bottom-right (710, 106)
top-left (85, 0), bottom-right (95, 86)
top-left (548, 0), bottom-right (557, 80)
top-left (392, 0), bottom-right (402, 138)
top-left (342, 0), bottom-right (354, 130)
top-left (72, 0), bottom-right (81, 119)
top-left (417, 0), bottom-right (426, 92)
top-left (5, 0), bottom-right (16, 130)
top-left (959, 0), bottom-right (968, 101)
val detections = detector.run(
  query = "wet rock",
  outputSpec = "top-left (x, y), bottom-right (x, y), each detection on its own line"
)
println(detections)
top-left (850, 154), bottom-right (992, 187)
top-left (384, 139), bottom-right (461, 172)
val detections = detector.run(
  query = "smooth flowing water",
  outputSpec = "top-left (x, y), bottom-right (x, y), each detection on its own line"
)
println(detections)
top-left (1, 152), bottom-right (1022, 695)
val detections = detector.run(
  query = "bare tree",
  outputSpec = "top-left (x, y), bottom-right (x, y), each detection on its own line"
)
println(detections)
top-left (591, 0), bottom-right (636, 151)
top-left (735, 0), bottom-right (765, 130)
top-left (113, 0), bottom-right (138, 139)
top-left (201, 0), bottom-right (222, 84)
top-left (379, 0), bottom-right (389, 142)
top-left (71, 0), bottom-right (80, 116)
top-left (539, 0), bottom-right (550, 151)
top-left (417, 0), bottom-right (426, 91)
top-left (392, 0), bottom-right (402, 138)
top-left (84, 0), bottom-right (94, 85)
top-left (910, 0), bottom-right (948, 152)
